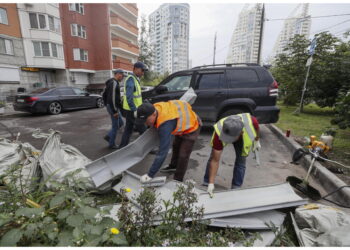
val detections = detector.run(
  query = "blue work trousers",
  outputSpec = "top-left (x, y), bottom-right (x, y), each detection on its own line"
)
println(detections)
top-left (106, 104), bottom-right (124, 147)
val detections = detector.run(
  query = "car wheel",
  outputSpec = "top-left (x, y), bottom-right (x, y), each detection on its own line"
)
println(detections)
top-left (48, 102), bottom-right (62, 115)
top-left (218, 108), bottom-right (246, 121)
top-left (96, 98), bottom-right (104, 108)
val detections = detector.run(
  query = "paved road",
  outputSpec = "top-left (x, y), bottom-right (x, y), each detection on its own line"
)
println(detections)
top-left (0, 107), bottom-right (329, 197)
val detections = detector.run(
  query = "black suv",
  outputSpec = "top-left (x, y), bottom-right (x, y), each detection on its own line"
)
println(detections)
top-left (142, 64), bottom-right (279, 125)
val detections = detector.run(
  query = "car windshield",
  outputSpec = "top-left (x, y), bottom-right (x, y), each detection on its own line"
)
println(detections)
top-left (29, 88), bottom-right (50, 94)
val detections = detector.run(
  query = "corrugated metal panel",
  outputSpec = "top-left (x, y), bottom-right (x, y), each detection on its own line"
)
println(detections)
top-left (85, 128), bottom-right (159, 188)
top-left (113, 171), bottom-right (308, 219)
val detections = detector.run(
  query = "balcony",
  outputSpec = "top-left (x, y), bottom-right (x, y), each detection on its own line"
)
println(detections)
top-left (110, 14), bottom-right (138, 35)
top-left (110, 3), bottom-right (137, 22)
top-left (122, 3), bottom-right (138, 16)
top-left (111, 37), bottom-right (139, 55)
top-left (113, 58), bottom-right (133, 71)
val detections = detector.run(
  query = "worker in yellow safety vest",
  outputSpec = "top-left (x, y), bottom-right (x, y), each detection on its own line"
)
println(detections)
top-left (119, 62), bottom-right (147, 149)
top-left (134, 100), bottom-right (202, 183)
top-left (203, 113), bottom-right (260, 197)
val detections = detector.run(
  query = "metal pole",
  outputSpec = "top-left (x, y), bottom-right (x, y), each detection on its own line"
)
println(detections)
top-left (295, 56), bottom-right (312, 114)
top-left (257, 4), bottom-right (265, 65)
top-left (213, 32), bottom-right (217, 65)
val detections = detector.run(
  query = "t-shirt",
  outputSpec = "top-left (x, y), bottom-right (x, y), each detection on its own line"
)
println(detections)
top-left (212, 116), bottom-right (259, 151)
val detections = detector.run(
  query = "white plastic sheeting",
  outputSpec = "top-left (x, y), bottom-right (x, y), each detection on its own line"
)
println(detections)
top-left (0, 137), bottom-right (41, 192)
top-left (36, 129), bottom-right (95, 189)
top-left (291, 203), bottom-right (350, 246)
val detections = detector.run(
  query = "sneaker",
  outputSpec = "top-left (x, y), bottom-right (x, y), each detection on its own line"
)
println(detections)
top-left (104, 135), bottom-right (110, 142)
top-left (160, 165), bottom-right (177, 173)
top-left (202, 181), bottom-right (209, 187)
top-left (109, 145), bottom-right (118, 149)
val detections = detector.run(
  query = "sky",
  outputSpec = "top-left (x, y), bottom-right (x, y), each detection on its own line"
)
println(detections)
top-left (137, 2), bottom-right (350, 67)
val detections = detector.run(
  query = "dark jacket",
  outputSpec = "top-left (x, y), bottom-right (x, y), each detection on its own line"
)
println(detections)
top-left (102, 78), bottom-right (122, 114)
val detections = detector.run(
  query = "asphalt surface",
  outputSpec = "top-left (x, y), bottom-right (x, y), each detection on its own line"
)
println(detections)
top-left (0, 106), bottom-right (330, 198)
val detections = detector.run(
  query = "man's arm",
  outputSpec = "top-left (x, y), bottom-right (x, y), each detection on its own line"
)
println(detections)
top-left (125, 77), bottom-right (137, 112)
top-left (208, 148), bottom-right (223, 184)
top-left (251, 116), bottom-right (260, 140)
top-left (147, 120), bottom-right (176, 178)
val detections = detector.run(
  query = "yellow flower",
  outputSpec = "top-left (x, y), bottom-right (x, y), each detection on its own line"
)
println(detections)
top-left (124, 188), bottom-right (131, 193)
top-left (110, 228), bottom-right (120, 235)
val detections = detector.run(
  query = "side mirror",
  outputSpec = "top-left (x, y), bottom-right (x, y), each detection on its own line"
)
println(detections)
top-left (156, 85), bottom-right (168, 94)
top-left (84, 92), bottom-right (90, 96)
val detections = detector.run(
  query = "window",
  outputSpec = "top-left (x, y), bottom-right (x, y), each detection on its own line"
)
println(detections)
top-left (38, 14), bottom-right (46, 29)
top-left (69, 3), bottom-right (84, 14)
top-left (71, 24), bottom-right (86, 39)
top-left (73, 48), bottom-right (88, 62)
top-left (226, 69), bottom-right (259, 87)
top-left (73, 88), bottom-right (85, 95)
top-left (0, 8), bottom-right (8, 25)
top-left (58, 88), bottom-right (75, 95)
top-left (0, 38), bottom-right (14, 55)
top-left (196, 73), bottom-right (224, 90)
top-left (33, 41), bottom-right (62, 58)
top-left (29, 13), bottom-right (38, 28)
top-left (112, 55), bottom-right (117, 61)
top-left (48, 15), bottom-right (61, 33)
top-left (163, 75), bottom-right (191, 91)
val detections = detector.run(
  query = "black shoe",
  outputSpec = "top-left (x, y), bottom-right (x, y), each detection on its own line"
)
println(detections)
top-left (109, 145), bottom-right (118, 149)
top-left (104, 135), bottom-right (110, 142)
top-left (160, 165), bottom-right (176, 173)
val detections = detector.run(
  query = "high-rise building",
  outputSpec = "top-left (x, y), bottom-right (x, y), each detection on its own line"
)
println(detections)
top-left (0, 3), bottom-right (139, 94)
top-left (0, 3), bottom-right (25, 94)
top-left (60, 3), bottom-right (139, 90)
top-left (149, 3), bottom-right (189, 74)
top-left (270, 4), bottom-right (311, 62)
top-left (226, 4), bottom-right (263, 64)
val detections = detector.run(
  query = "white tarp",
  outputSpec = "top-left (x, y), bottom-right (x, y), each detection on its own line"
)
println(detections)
top-left (35, 129), bottom-right (95, 189)
top-left (0, 137), bottom-right (41, 192)
top-left (292, 203), bottom-right (350, 246)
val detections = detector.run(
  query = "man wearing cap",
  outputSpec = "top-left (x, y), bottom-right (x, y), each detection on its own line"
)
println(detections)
top-left (203, 113), bottom-right (260, 196)
top-left (102, 69), bottom-right (124, 149)
top-left (135, 100), bottom-right (201, 183)
top-left (119, 61), bottom-right (148, 148)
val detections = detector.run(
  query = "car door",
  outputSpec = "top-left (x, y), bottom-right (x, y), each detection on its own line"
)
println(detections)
top-left (192, 70), bottom-right (226, 122)
top-left (58, 88), bottom-right (78, 109)
top-left (73, 88), bottom-right (92, 107)
top-left (147, 73), bottom-right (193, 104)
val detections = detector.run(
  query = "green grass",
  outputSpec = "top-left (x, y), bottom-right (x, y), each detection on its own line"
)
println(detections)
top-left (276, 102), bottom-right (350, 166)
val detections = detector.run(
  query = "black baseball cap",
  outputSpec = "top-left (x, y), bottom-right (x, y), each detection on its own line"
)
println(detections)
top-left (134, 61), bottom-right (148, 71)
top-left (113, 69), bottom-right (124, 75)
top-left (135, 103), bottom-right (155, 125)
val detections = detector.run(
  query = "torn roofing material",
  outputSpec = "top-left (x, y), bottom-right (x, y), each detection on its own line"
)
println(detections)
top-left (113, 171), bottom-right (308, 220)
top-left (85, 128), bottom-right (159, 188)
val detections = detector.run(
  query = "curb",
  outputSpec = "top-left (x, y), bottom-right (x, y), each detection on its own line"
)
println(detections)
top-left (267, 124), bottom-right (350, 206)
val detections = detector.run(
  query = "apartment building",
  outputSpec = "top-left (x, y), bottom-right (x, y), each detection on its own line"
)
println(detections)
top-left (226, 4), bottom-right (263, 64)
top-left (0, 3), bottom-right (25, 94)
top-left (270, 4), bottom-right (311, 62)
top-left (60, 3), bottom-right (139, 90)
top-left (17, 3), bottom-right (66, 90)
top-left (149, 3), bottom-right (190, 74)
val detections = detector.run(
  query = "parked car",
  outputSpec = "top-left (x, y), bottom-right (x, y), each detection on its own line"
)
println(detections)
top-left (13, 87), bottom-right (104, 115)
top-left (142, 63), bottom-right (279, 125)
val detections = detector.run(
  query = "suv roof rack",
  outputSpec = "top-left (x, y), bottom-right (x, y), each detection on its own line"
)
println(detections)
top-left (192, 63), bottom-right (260, 69)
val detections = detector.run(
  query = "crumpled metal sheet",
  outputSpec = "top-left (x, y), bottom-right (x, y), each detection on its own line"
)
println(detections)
top-left (85, 128), bottom-right (159, 188)
top-left (114, 171), bottom-right (307, 220)
top-left (85, 88), bottom-right (197, 189)
top-left (0, 137), bottom-right (41, 192)
top-left (37, 130), bottom-right (94, 189)
top-left (291, 203), bottom-right (350, 246)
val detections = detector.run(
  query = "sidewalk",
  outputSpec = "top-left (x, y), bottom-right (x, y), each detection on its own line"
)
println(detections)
top-left (0, 103), bottom-right (27, 118)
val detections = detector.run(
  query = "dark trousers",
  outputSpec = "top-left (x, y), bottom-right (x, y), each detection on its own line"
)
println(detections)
top-left (168, 126), bottom-right (201, 182)
top-left (119, 110), bottom-right (146, 148)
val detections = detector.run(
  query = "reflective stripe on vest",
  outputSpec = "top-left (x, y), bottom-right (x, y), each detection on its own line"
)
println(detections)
top-left (154, 100), bottom-right (199, 135)
top-left (211, 113), bottom-right (256, 156)
top-left (122, 75), bottom-right (142, 110)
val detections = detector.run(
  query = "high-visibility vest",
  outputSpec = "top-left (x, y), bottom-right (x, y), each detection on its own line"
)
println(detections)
top-left (211, 113), bottom-right (256, 156)
top-left (122, 74), bottom-right (142, 110)
top-left (154, 100), bottom-right (199, 135)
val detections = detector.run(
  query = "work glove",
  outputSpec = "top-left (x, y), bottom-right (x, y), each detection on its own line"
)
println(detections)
top-left (134, 110), bottom-right (138, 118)
top-left (140, 174), bottom-right (153, 183)
top-left (253, 140), bottom-right (261, 152)
top-left (207, 183), bottom-right (215, 198)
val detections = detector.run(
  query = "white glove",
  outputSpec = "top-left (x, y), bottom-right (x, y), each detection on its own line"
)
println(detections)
top-left (207, 183), bottom-right (215, 198)
top-left (134, 111), bottom-right (138, 118)
top-left (140, 174), bottom-right (153, 183)
top-left (253, 140), bottom-right (261, 151)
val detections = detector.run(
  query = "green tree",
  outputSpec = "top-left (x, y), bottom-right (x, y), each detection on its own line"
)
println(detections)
top-left (138, 14), bottom-right (153, 81)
